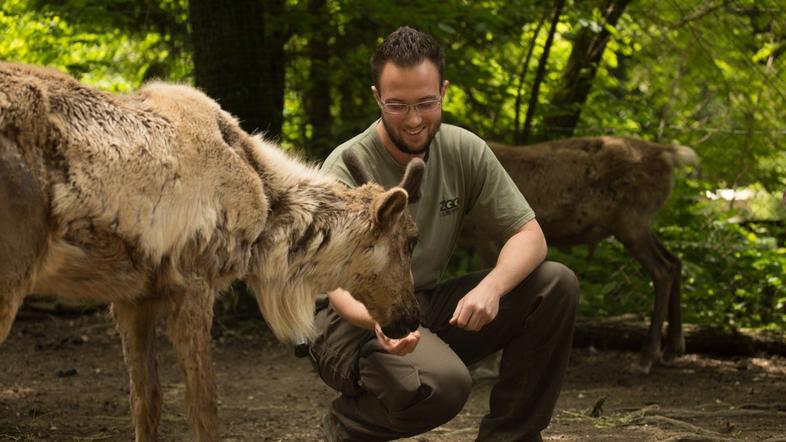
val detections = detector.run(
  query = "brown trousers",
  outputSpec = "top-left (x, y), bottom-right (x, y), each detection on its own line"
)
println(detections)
top-left (309, 261), bottom-right (579, 441)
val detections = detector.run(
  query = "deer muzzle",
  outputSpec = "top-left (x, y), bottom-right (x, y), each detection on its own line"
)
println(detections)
top-left (380, 302), bottom-right (421, 339)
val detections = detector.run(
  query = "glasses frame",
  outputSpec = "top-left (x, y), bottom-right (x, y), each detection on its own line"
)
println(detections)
top-left (376, 98), bottom-right (443, 116)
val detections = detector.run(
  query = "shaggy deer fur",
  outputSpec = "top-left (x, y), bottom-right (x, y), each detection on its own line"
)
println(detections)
top-left (462, 136), bottom-right (698, 374)
top-left (0, 61), bottom-right (423, 441)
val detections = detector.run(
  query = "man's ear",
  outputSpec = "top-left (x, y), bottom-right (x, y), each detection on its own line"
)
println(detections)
top-left (373, 188), bottom-right (408, 226)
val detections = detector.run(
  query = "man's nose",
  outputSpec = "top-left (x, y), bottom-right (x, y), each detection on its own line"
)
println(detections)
top-left (405, 108), bottom-right (423, 125)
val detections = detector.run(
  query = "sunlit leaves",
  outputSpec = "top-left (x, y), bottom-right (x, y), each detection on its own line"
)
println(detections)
top-left (4, 0), bottom-right (786, 330)
top-left (0, 0), bottom-right (191, 91)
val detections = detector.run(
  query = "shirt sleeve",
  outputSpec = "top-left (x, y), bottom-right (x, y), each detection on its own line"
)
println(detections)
top-left (465, 142), bottom-right (535, 243)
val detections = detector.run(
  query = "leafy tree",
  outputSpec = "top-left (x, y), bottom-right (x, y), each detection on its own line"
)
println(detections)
top-left (0, 0), bottom-right (191, 88)
top-left (3, 0), bottom-right (786, 331)
top-left (534, 0), bottom-right (632, 142)
top-left (520, 0), bottom-right (565, 144)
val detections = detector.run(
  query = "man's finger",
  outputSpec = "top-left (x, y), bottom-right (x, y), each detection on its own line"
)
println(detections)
top-left (459, 304), bottom-right (477, 328)
top-left (449, 300), bottom-right (464, 325)
top-left (381, 330), bottom-right (420, 355)
top-left (396, 338), bottom-right (415, 355)
top-left (468, 313), bottom-right (486, 331)
top-left (401, 331), bottom-right (420, 354)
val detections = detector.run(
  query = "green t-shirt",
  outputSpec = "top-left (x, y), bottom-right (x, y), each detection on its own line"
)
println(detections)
top-left (321, 121), bottom-right (535, 291)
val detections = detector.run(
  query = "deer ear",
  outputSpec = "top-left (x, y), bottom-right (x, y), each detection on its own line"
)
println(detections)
top-left (373, 188), bottom-right (408, 225)
top-left (342, 149), bottom-right (372, 185)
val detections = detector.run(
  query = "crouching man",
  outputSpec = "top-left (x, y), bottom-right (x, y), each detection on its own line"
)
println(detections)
top-left (310, 26), bottom-right (579, 442)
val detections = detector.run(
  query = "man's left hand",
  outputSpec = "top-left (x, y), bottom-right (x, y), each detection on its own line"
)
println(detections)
top-left (449, 287), bottom-right (501, 331)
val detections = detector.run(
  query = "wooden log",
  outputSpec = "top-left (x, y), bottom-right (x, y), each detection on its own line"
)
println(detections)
top-left (573, 315), bottom-right (786, 357)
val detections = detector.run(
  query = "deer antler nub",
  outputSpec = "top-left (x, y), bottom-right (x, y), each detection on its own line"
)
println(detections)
top-left (342, 150), bottom-right (372, 185)
top-left (399, 158), bottom-right (424, 204)
top-left (342, 150), bottom-right (425, 204)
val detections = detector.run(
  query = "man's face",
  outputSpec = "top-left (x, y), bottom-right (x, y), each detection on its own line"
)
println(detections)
top-left (373, 60), bottom-right (447, 156)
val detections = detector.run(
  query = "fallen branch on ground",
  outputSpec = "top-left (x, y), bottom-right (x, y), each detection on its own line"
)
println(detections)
top-left (574, 315), bottom-right (786, 357)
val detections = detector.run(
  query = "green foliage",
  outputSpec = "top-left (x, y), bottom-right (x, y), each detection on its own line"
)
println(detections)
top-left (547, 241), bottom-right (653, 320)
top-left (0, 0), bottom-right (191, 90)
top-left (666, 218), bottom-right (786, 330)
top-left (581, 0), bottom-right (786, 192)
top-left (3, 0), bottom-right (786, 331)
top-left (280, 0), bottom-right (544, 149)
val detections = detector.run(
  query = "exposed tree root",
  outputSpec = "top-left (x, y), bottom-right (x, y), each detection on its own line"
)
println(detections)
top-left (642, 415), bottom-right (730, 437)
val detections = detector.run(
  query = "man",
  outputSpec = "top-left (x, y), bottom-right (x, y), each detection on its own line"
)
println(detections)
top-left (310, 26), bottom-right (579, 442)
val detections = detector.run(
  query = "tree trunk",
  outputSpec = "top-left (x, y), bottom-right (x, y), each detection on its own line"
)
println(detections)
top-left (536, 0), bottom-right (632, 142)
top-left (521, 0), bottom-right (564, 145)
top-left (513, 13), bottom-right (547, 145)
top-left (304, 0), bottom-right (334, 160)
top-left (189, 0), bottom-right (287, 138)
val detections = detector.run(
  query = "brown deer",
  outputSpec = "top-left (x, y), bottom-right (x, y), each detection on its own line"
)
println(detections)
top-left (462, 136), bottom-right (698, 374)
top-left (0, 61), bottom-right (423, 441)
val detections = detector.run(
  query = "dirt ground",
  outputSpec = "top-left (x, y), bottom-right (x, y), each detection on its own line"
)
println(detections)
top-left (1, 310), bottom-right (785, 442)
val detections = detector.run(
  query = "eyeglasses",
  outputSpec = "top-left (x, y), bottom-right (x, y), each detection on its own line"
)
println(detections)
top-left (377, 98), bottom-right (442, 115)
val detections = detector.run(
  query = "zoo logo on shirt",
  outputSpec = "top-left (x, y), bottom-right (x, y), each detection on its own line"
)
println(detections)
top-left (439, 197), bottom-right (460, 216)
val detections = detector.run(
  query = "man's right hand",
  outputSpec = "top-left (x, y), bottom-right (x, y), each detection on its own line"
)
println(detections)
top-left (374, 323), bottom-right (420, 356)
top-left (328, 288), bottom-right (421, 356)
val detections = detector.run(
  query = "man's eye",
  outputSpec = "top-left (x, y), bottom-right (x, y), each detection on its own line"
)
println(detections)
top-left (416, 100), bottom-right (439, 112)
top-left (387, 103), bottom-right (408, 113)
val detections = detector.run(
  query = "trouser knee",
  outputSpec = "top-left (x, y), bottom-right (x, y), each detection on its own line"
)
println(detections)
top-left (535, 261), bottom-right (580, 311)
top-left (393, 363), bottom-right (472, 433)
top-left (430, 366), bottom-right (472, 424)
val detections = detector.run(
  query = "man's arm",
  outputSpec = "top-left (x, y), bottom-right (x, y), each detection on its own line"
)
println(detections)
top-left (450, 218), bottom-right (547, 331)
top-left (328, 288), bottom-right (421, 355)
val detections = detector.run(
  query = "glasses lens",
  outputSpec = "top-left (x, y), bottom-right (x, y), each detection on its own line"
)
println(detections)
top-left (384, 103), bottom-right (409, 114)
top-left (381, 100), bottom-right (440, 115)
top-left (416, 100), bottom-right (440, 112)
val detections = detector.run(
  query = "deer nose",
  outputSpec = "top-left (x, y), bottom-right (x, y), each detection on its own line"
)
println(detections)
top-left (380, 310), bottom-right (420, 339)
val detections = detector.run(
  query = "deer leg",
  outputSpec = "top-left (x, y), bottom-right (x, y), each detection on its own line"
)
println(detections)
top-left (112, 300), bottom-right (162, 442)
top-left (0, 291), bottom-right (23, 344)
top-left (166, 287), bottom-right (218, 442)
top-left (0, 255), bottom-right (27, 346)
top-left (0, 134), bottom-right (48, 344)
top-left (654, 238), bottom-right (685, 362)
top-left (617, 230), bottom-right (674, 374)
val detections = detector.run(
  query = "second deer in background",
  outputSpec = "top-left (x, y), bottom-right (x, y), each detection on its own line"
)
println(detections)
top-left (462, 136), bottom-right (699, 374)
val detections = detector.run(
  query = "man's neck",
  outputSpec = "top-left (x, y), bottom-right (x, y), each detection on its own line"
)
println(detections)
top-left (375, 120), bottom-right (426, 167)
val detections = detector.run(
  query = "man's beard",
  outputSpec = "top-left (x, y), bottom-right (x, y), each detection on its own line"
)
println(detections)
top-left (381, 116), bottom-right (441, 156)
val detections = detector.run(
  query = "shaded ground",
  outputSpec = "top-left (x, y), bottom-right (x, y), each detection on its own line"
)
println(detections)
top-left (1, 310), bottom-right (785, 441)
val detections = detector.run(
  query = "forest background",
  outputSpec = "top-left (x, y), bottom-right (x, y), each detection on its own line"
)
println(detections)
top-left (2, 0), bottom-right (785, 334)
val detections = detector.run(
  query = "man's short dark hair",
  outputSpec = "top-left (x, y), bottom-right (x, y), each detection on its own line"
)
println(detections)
top-left (370, 26), bottom-right (445, 91)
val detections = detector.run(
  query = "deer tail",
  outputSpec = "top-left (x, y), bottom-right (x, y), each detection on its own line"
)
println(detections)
top-left (669, 144), bottom-right (699, 168)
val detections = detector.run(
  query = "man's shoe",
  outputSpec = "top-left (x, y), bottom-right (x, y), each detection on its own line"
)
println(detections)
top-left (321, 412), bottom-right (352, 442)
